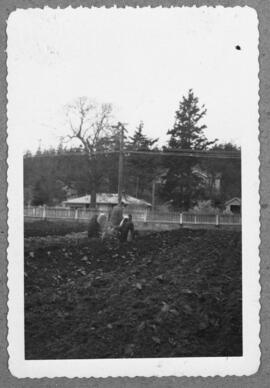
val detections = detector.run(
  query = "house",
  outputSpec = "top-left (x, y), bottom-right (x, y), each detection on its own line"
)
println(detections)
top-left (62, 192), bottom-right (152, 212)
top-left (224, 197), bottom-right (241, 214)
top-left (192, 166), bottom-right (221, 193)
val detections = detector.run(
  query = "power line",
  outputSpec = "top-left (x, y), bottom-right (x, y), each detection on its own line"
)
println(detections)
top-left (24, 149), bottom-right (241, 160)
top-left (126, 150), bottom-right (241, 159)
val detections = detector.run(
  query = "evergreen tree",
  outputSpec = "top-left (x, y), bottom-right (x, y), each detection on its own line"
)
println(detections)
top-left (32, 177), bottom-right (50, 205)
top-left (126, 122), bottom-right (159, 199)
top-left (161, 90), bottom-right (217, 210)
top-left (167, 89), bottom-right (215, 150)
top-left (129, 121), bottom-right (158, 150)
top-left (201, 142), bottom-right (241, 204)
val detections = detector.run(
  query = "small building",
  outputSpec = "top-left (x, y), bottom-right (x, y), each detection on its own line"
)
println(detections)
top-left (224, 197), bottom-right (241, 214)
top-left (62, 192), bottom-right (152, 213)
top-left (192, 166), bottom-right (221, 193)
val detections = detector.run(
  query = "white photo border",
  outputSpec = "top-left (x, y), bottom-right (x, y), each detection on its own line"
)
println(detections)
top-left (7, 6), bottom-right (260, 378)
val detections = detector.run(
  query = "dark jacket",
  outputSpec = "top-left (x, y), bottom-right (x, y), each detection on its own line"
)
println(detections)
top-left (119, 219), bottom-right (134, 242)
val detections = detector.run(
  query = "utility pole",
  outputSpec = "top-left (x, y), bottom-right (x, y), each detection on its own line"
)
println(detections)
top-left (151, 179), bottom-right (156, 209)
top-left (117, 122), bottom-right (125, 204)
top-left (135, 177), bottom-right (139, 198)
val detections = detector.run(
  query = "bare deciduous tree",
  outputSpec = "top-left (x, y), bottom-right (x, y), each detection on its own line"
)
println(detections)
top-left (65, 97), bottom-right (114, 207)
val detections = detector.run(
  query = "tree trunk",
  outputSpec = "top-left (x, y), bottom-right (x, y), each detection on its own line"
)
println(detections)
top-left (89, 156), bottom-right (97, 208)
top-left (90, 184), bottom-right (97, 208)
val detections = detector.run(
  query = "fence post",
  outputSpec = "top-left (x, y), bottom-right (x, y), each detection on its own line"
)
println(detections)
top-left (75, 209), bottom-right (78, 220)
top-left (180, 213), bottom-right (183, 225)
top-left (42, 205), bottom-right (46, 220)
top-left (216, 214), bottom-right (219, 227)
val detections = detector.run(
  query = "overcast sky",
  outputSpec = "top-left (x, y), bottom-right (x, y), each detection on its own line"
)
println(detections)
top-left (7, 7), bottom-right (258, 152)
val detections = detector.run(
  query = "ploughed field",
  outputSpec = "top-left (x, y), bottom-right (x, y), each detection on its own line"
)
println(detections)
top-left (25, 225), bottom-right (242, 359)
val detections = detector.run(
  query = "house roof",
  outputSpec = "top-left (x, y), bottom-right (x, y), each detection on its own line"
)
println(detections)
top-left (63, 193), bottom-right (152, 207)
top-left (192, 166), bottom-right (222, 180)
top-left (225, 197), bottom-right (241, 206)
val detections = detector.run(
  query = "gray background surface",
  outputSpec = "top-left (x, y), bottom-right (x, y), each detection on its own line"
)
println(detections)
top-left (1, 0), bottom-right (269, 387)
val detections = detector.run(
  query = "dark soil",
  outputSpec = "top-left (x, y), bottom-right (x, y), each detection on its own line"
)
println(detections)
top-left (24, 228), bottom-right (242, 359)
top-left (24, 220), bottom-right (87, 237)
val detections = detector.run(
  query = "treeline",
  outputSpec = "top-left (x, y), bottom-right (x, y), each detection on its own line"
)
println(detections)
top-left (24, 90), bottom-right (241, 210)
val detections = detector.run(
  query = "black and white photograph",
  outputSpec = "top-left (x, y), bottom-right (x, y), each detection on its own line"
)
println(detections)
top-left (7, 6), bottom-right (260, 377)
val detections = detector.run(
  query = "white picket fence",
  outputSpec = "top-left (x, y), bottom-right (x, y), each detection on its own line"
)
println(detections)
top-left (24, 206), bottom-right (241, 226)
